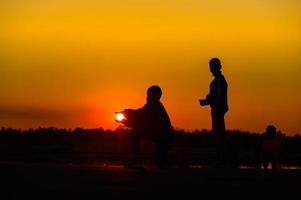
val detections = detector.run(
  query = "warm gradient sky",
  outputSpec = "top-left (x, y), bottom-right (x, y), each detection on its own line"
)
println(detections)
top-left (1, 0), bottom-right (300, 135)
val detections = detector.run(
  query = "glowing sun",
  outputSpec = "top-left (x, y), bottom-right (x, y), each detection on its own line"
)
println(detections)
top-left (116, 113), bottom-right (125, 121)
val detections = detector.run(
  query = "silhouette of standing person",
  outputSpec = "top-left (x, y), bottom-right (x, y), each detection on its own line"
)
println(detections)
top-left (199, 58), bottom-right (228, 165)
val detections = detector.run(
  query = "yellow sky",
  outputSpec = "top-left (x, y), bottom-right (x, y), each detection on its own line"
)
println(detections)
top-left (0, 0), bottom-right (301, 134)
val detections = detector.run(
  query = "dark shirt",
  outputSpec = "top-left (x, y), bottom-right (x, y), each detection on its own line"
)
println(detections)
top-left (136, 101), bottom-right (173, 140)
top-left (257, 132), bottom-right (281, 160)
top-left (207, 73), bottom-right (228, 114)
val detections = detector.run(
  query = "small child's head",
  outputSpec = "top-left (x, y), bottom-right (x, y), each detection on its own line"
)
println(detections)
top-left (266, 125), bottom-right (277, 139)
top-left (147, 85), bottom-right (162, 103)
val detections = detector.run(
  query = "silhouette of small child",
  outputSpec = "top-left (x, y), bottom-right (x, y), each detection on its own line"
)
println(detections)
top-left (257, 125), bottom-right (281, 172)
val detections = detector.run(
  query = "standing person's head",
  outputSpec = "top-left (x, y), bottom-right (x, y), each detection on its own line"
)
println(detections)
top-left (209, 58), bottom-right (222, 76)
top-left (147, 85), bottom-right (162, 103)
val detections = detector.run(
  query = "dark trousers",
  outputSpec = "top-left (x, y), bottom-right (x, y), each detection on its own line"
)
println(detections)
top-left (130, 128), bottom-right (173, 168)
top-left (211, 112), bottom-right (227, 163)
top-left (261, 158), bottom-right (278, 172)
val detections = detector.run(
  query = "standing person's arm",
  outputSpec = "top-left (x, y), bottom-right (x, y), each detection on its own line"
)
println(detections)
top-left (199, 84), bottom-right (212, 107)
top-left (200, 94), bottom-right (211, 106)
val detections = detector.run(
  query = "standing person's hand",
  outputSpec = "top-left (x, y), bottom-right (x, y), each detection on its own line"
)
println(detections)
top-left (199, 99), bottom-right (207, 106)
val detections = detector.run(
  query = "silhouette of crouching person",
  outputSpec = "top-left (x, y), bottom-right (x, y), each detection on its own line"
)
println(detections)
top-left (127, 85), bottom-right (174, 169)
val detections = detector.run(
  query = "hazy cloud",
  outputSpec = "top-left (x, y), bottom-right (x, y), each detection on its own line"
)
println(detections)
top-left (0, 106), bottom-right (68, 120)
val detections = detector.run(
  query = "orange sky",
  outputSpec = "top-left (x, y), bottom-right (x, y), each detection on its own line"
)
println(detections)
top-left (0, 0), bottom-right (301, 135)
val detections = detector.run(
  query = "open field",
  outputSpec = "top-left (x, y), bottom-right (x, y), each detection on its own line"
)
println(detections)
top-left (0, 128), bottom-right (300, 199)
top-left (0, 161), bottom-right (300, 199)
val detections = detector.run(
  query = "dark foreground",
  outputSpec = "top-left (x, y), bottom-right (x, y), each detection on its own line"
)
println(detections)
top-left (0, 162), bottom-right (300, 199)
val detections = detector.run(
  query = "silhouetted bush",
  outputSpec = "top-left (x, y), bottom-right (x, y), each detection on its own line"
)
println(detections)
top-left (0, 127), bottom-right (300, 166)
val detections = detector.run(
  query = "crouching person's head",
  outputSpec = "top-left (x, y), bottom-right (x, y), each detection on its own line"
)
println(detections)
top-left (147, 85), bottom-right (162, 103)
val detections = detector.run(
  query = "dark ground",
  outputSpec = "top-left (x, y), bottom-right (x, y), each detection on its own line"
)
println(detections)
top-left (0, 161), bottom-right (300, 199)
top-left (0, 129), bottom-right (300, 199)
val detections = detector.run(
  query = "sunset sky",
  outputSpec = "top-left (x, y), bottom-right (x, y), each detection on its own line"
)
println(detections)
top-left (1, 0), bottom-right (300, 135)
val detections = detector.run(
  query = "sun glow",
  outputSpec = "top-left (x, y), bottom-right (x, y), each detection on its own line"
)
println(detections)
top-left (116, 113), bottom-right (125, 122)
top-left (0, 0), bottom-right (300, 134)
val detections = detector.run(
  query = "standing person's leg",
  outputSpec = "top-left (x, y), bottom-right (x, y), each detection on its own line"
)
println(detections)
top-left (212, 112), bottom-right (226, 164)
